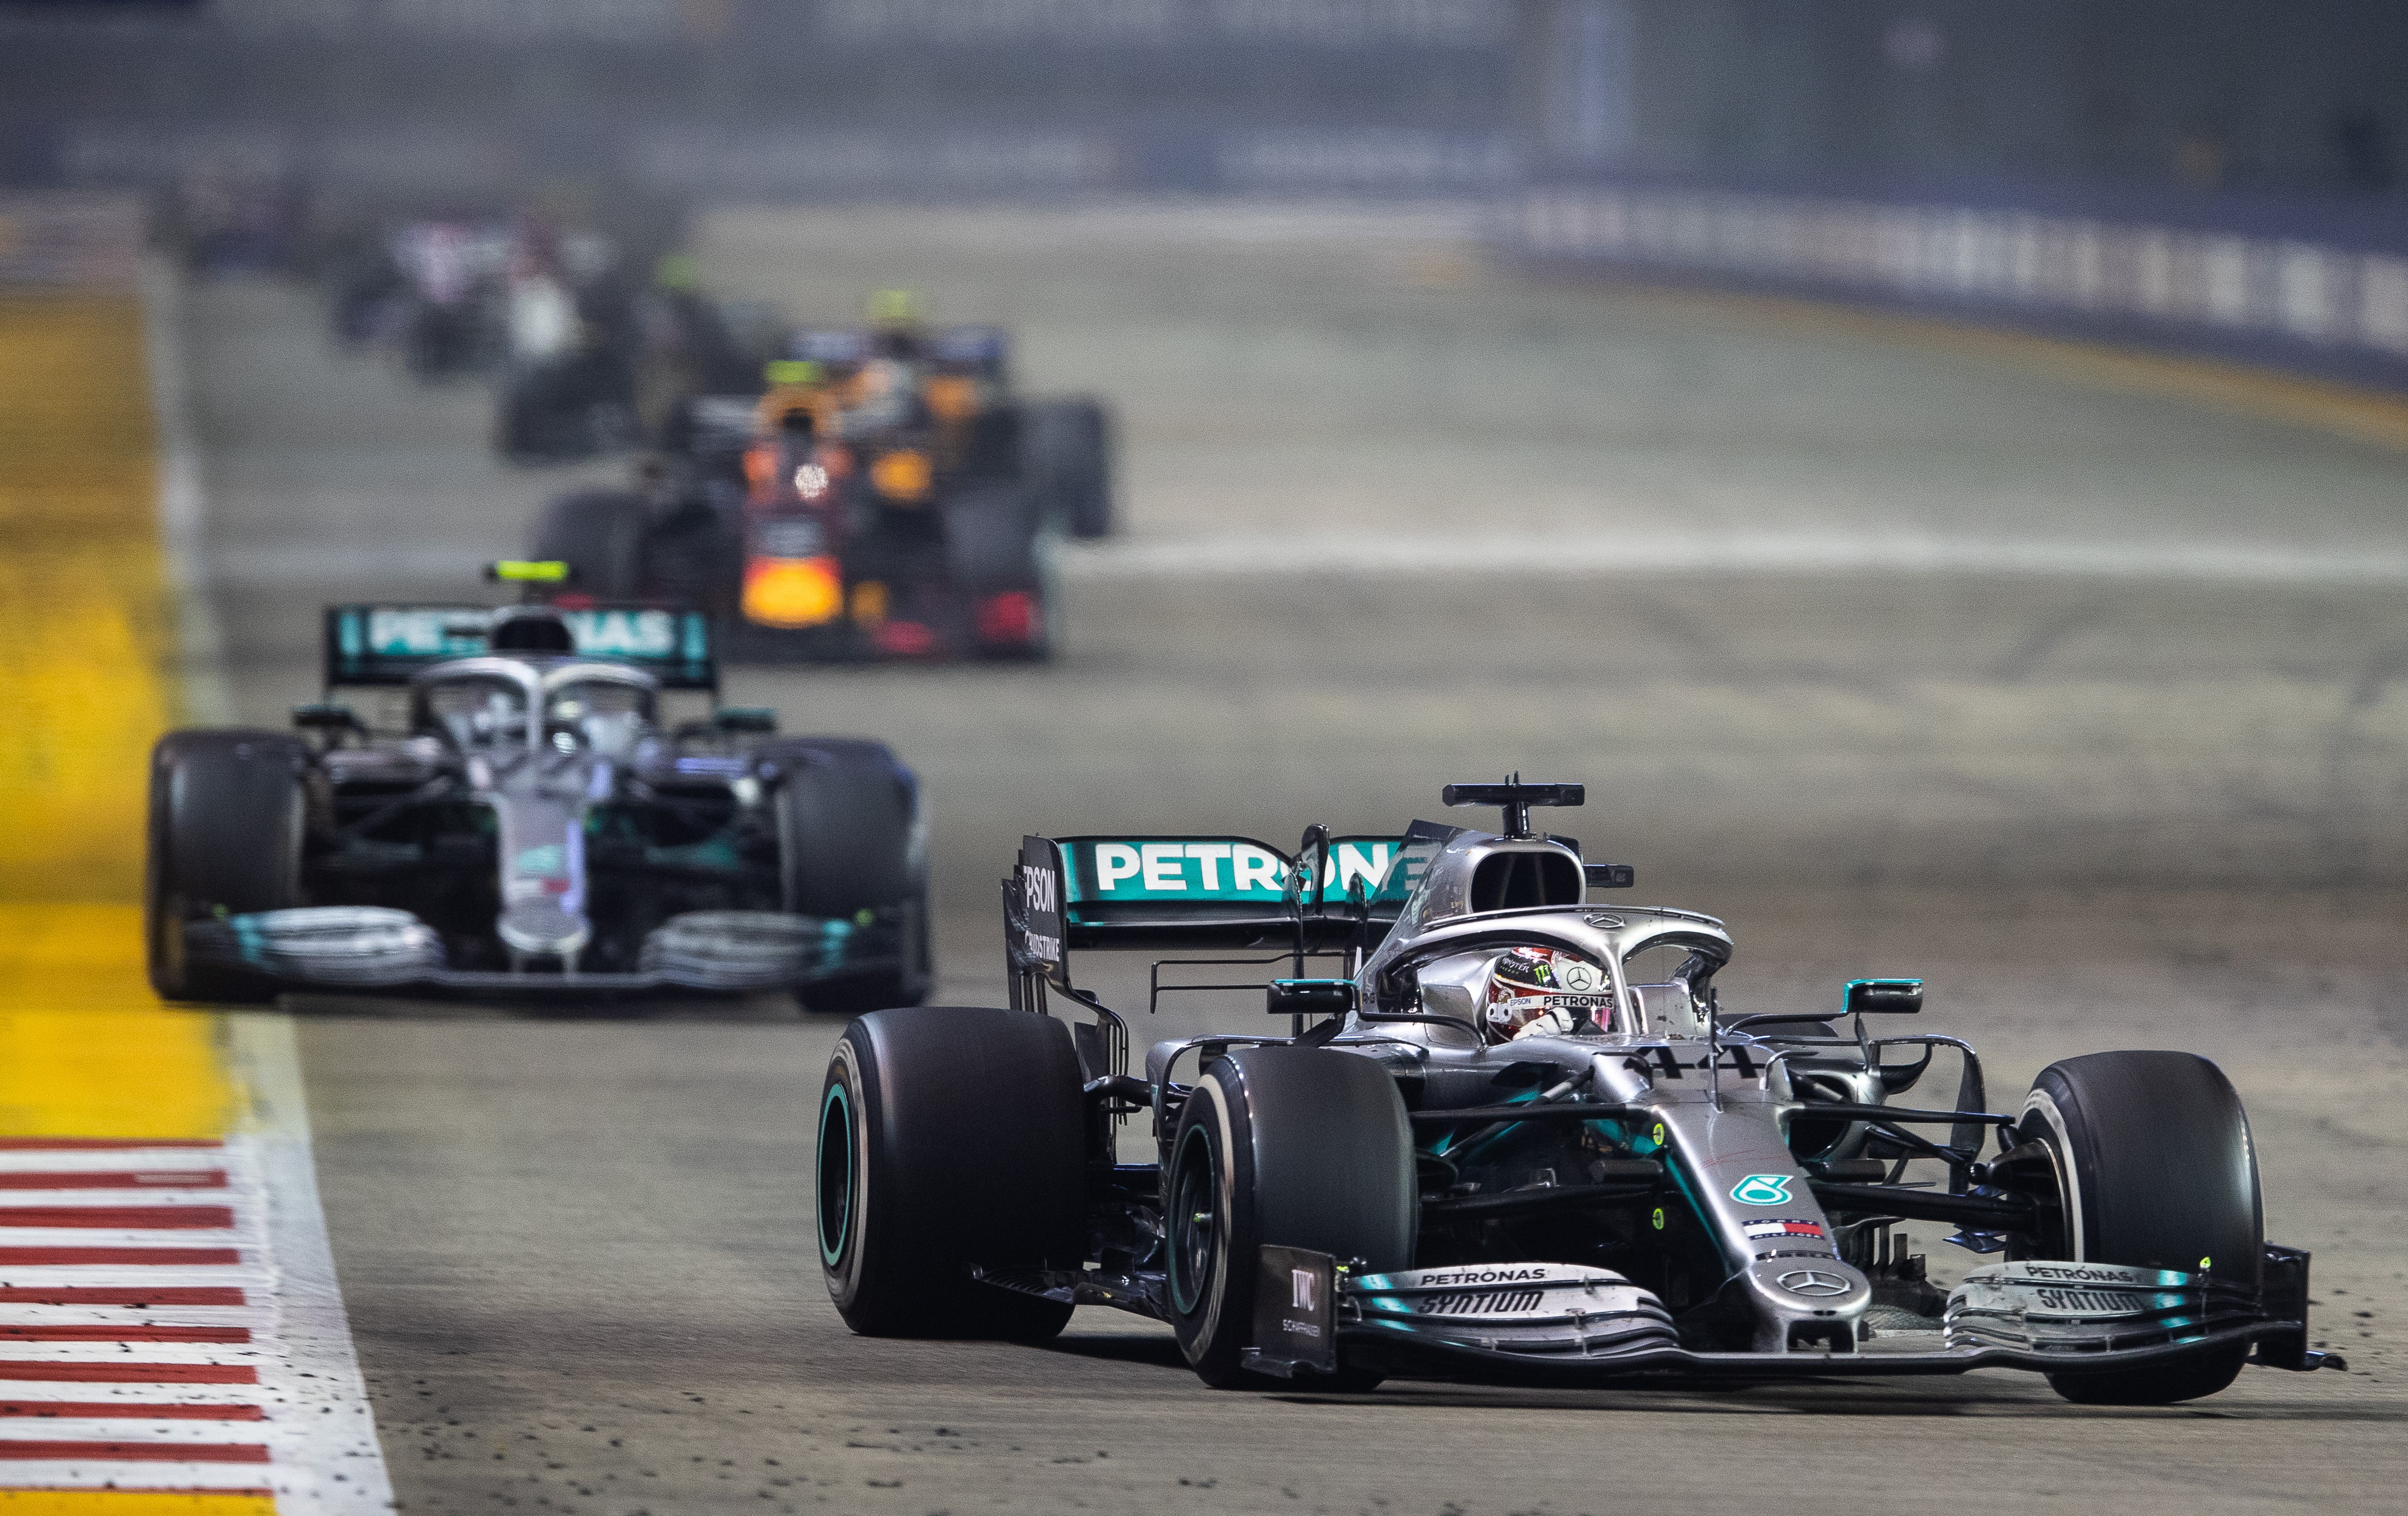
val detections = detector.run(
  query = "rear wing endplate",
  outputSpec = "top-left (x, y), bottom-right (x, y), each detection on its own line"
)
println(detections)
top-left (323, 603), bottom-right (718, 691)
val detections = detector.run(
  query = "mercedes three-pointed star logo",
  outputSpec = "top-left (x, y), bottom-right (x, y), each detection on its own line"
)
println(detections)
top-left (1776, 1269), bottom-right (1851, 1298)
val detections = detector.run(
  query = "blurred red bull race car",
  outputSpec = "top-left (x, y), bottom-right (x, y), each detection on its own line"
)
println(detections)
top-left (532, 306), bottom-right (1090, 661)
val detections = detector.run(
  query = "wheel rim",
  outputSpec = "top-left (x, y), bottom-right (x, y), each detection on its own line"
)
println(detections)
top-left (1167, 1121), bottom-right (1220, 1317)
top-left (816, 1081), bottom-right (854, 1269)
top-left (2014, 1099), bottom-right (2082, 1260)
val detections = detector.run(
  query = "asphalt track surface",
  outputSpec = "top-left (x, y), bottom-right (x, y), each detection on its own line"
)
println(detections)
top-left (178, 203), bottom-right (2408, 1514)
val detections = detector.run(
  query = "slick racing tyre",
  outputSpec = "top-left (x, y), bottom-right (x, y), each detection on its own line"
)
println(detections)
top-left (943, 487), bottom-right (1053, 662)
top-left (1167, 1046), bottom-right (1415, 1390)
top-left (765, 740), bottom-right (929, 1014)
top-left (1023, 397), bottom-right (1114, 539)
top-left (529, 488), bottom-right (649, 600)
top-left (818, 1007), bottom-right (1083, 1340)
top-left (2020, 1051), bottom-right (2262, 1405)
top-left (943, 486), bottom-right (1042, 591)
top-left (146, 730), bottom-right (308, 1004)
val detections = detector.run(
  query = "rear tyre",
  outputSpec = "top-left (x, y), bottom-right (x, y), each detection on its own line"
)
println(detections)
top-left (1167, 1047), bottom-right (1416, 1389)
top-left (529, 487), bottom-right (649, 599)
top-left (1023, 398), bottom-right (1114, 539)
top-left (942, 487), bottom-right (1052, 662)
top-left (943, 486), bottom-right (1042, 591)
top-left (818, 1007), bottom-right (1083, 1339)
top-left (2022, 1051), bottom-right (2262, 1405)
top-left (766, 740), bottom-right (929, 1013)
top-left (146, 731), bottom-right (309, 1004)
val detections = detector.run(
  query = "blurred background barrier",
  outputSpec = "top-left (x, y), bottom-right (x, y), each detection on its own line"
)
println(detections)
top-left (0, 1), bottom-right (1515, 199)
top-left (1508, 0), bottom-right (2408, 386)
top-left (1507, 182), bottom-right (2408, 390)
top-left (13, 3), bottom-right (2408, 385)
top-left (0, 193), bottom-right (143, 289)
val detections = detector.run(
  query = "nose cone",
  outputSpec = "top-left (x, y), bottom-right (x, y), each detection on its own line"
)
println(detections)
top-left (498, 900), bottom-right (591, 959)
top-left (1737, 1256), bottom-right (1871, 1353)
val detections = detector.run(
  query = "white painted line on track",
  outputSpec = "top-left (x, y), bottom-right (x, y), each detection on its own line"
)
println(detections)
top-left (1054, 532), bottom-right (2408, 585)
top-left (0, 1420), bottom-right (274, 1442)
top-left (0, 1229), bottom-right (244, 1243)
top-left (225, 1016), bottom-right (395, 1513)
top-left (0, 1455), bottom-right (274, 1484)
top-left (0, 1340), bottom-right (256, 1369)
top-left (0, 1307), bottom-right (261, 1327)
top-left (0, 1272), bottom-right (269, 1289)
top-left (0, 1191), bottom-right (242, 1208)
top-left (0, 1384), bottom-right (273, 1407)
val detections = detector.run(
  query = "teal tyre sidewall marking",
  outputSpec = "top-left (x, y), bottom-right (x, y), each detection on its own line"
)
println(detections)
top-left (817, 1080), bottom-right (854, 1268)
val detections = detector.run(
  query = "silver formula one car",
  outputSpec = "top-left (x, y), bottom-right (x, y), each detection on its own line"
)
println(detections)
top-left (146, 564), bottom-right (928, 1010)
top-left (815, 780), bottom-right (2339, 1404)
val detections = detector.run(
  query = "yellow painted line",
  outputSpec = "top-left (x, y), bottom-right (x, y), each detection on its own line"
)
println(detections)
top-left (0, 298), bottom-right (234, 1133)
top-left (1579, 276), bottom-right (2408, 455)
top-left (0, 906), bottom-right (230, 1140)
top-left (0, 293), bottom-right (174, 906)
top-left (0, 1496), bottom-right (274, 1516)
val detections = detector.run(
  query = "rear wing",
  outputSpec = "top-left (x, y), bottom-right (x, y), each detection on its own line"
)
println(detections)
top-left (322, 603), bottom-right (718, 691)
top-left (1006, 831), bottom-right (1433, 985)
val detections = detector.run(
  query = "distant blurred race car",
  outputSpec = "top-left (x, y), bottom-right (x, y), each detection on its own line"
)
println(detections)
top-left (146, 565), bottom-right (930, 1010)
top-left (158, 167), bottom-right (312, 278)
top-left (532, 338), bottom-right (1060, 661)
top-left (900, 316), bottom-right (1115, 543)
top-left (603, 293), bottom-right (1114, 536)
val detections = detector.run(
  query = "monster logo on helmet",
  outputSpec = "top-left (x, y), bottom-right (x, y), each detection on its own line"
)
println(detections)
top-left (1483, 946), bottom-right (1614, 1044)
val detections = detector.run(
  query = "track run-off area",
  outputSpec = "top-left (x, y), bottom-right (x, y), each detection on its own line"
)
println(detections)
top-left (0, 284), bottom-right (386, 1512)
top-left (6, 201), bottom-right (2407, 1514)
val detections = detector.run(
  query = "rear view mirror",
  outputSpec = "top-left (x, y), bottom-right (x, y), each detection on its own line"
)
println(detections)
top-left (713, 707), bottom-right (777, 734)
top-left (1584, 863), bottom-right (1635, 890)
top-left (1268, 978), bottom-right (1358, 1019)
top-left (1845, 978), bottom-right (1924, 1016)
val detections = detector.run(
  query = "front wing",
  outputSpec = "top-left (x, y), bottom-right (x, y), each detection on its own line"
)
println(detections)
top-left (177, 904), bottom-right (910, 998)
top-left (981, 1245), bottom-right (2342, 1387)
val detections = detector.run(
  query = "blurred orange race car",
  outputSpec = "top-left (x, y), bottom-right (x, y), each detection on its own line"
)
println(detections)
top-left (532, 325), bottom-right (1062, 661)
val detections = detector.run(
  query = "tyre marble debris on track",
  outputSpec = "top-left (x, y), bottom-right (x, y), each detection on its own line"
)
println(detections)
top-left (0, 1132), bottom-right (388, 1511)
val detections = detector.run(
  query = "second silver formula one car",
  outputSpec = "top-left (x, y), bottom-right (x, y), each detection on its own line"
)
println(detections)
top-left (814, 780), bottom-right (2340, 1403)
top-left (147, 565), bottom-right (929, 1010)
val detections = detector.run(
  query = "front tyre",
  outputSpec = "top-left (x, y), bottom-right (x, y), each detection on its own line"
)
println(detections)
top-left (817, 1007), bottom-right (1083, 1340)
top-left (766, 740), bottom-right (929, 1014)
top-left (2021, 1050), bottom-right (2263, 1405)
top-left (146, 731), bottom-right (308, 1004)
top-left (1167, 1047), bottom-right (1414, 1388)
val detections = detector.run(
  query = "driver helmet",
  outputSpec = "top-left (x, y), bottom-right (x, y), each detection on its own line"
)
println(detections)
top-left (866, 289), bottom-right (927, 361)
top-left (1483, 946), bottom-right (1613, 1044)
